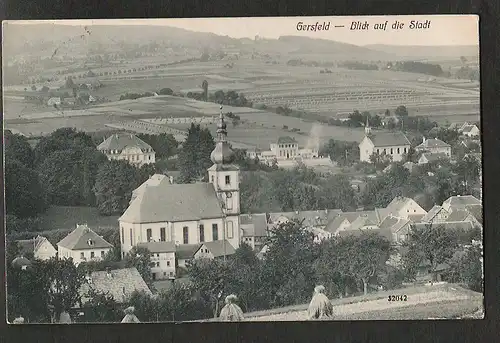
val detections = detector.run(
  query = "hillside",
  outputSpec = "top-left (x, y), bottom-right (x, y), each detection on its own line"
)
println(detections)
top-left (365, 44), bottom-right (479, 59)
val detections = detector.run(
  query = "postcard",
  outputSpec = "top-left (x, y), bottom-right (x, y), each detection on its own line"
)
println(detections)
top-left (2, 15), bottom-right (482, 324)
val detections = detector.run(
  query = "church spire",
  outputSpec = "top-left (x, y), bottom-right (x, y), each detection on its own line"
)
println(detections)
top-left (210, 105), bottom-right (234, 164)
top-left (365, 116), bottom-right (371, 135)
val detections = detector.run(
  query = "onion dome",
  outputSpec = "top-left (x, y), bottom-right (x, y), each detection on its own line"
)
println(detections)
top-left (210, 105), bottom-right (234, 164)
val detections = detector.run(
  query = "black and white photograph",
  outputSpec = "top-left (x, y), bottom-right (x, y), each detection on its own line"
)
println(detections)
top-left (3, 15), bottom-right (483, 324)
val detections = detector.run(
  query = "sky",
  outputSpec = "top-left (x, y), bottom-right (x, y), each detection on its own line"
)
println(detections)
top-left (4, 15), bottom-right (479, 46)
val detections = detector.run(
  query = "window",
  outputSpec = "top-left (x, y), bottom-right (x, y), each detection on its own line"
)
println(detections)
top-left (390, 148), bottom-right (393, 154)
top-left (227, 221), bottom-right (234, 239)
top-left (199, 224), bottom-right (205, 242)
top-left (183, 226), bottom-right (189, 244)
top-left (226, 197), bottom-right (233, 210)
top-left (167, 261), bottom-right (171, 266)
top-left (148, 155), bottom-right (151, 160)
top-left (91, 252), bottom-right (95, 258)
top-left (404, 147), bottom-right (407, 153)
top-left (164, 272), bottom-right (167, 276)
top-left (212, 224), bottom-right (219, 241)
top-left (225, 175), bottom-right (230, 185)
top-left (157, 254), bottom-right (160, 257)
top-left (80, 252), bottom-right (85, 259)
top-left (101, 251), bottom-right (105, 257)
top-left (147, 228), bottom-right (152, 242)
top-left (156, 262), bottom-right (160, 267)
top-left (130, 228), bottom-right (133, 245)
top-left (121, 227), bottom-right (124, 244)
top-left (211, 175), bottom-right (214, 182)
top-left (383, 148), bottom-right (386, 154)
top-left (160, 227), bottom-right (166, 242)
top-left (397, 148), bottom-right (400, 154)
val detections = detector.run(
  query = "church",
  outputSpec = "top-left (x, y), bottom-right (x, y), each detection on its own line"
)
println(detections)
top-left (119, 106), bottom-right (241, 259)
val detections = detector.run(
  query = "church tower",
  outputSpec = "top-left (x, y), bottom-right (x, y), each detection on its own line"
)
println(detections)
top-left (364, 116), bottom-right (371, 135)
top-left (207, 105), bottom-right (241, 249)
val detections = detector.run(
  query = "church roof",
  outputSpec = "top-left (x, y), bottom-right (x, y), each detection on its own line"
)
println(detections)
top-left (120, 182), bottom-right (224, 224)
top-left (57, 225), bottom-right (113, 250)
top-left (364, 132), bottom-right (411, 147)
top-left (97, 133), bottom-right (153, 152)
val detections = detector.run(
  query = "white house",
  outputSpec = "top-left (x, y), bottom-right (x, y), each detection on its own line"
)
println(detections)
top-left (57, 224), bottom-right (113, 265)
top-left (441, 195), bottom-right (481, 212)
top-left (358, 125), bottom-right (411, 163)
top-left (415, 137), bottom-right (451, 156)
top-left (461, 124), bottom-right (480, 137)
top-left (420, 205), bottom-right (451, 224)
top-left (384, 196), bottom-right (427, 220)
top-left (137, 241), bottom-right (176, 281)
top-left (119, 107), bottom-right (241, 258)
top-left (47, 97), bottom-right (62, 106)
top-left (16, 235), bottom-right (57, 261)
top-left (246, 136), bottom-right (319, 163)
top-left (193, 240), bottom-right (236, 260)
top-left (97, 133), bottom-right (156, 167)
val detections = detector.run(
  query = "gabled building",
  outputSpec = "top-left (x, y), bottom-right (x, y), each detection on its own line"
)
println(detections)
top-left (137, 241), bottom-right (176, 281)
top-left (384, 196), bottom-right (427, 220)
top-left (79, 267), bottom-right (152, 305)
top-left (97, 133), bottom-right (156, 167)
top-left (358, 124), bottom-right (411, 163)
top-left (420, 205), bottom-right (451, 224)
top-left (119, 107), bottom-right (241, 259)
top-left (175, 244), bottom-right (201, 268)
top-left (193, 240), bottom-right (236, 260)
top-left (57, 224), bottom-right (113, 265)
top-left (441, 195), bottom-right (481, 212)
top-left (461, 124), bottom-right (480, 137)
top-left (415, 137), bottom-right (451, 156)
top-left (240, 213), bottom-right (268, 251)
top-left (16, 235), bottom-right (57, 261)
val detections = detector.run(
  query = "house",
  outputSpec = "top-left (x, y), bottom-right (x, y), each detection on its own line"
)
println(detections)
top-left (358, 125), bottom-right (411, 163)
top-left (418, 152), bottom-right (449, 165)
top-left (11, 256), bottom-right (32, 270)
top-left (415, 137), bottom-right (451, 156)
top-left (240, 213), bottom-right (268, 251)
top-left (441, 195), bottom-right (481, 212)
top-left (420, 205), bottom-right (451, 224)
top-left (378, 215), bottom-right (412, 244)
top-left (403, 161), bottom-right (416, 172)
top-left (16, 235), bottom-right (57, 261)
top-left (448, 122), bottom-right (470, 131)
top-left (119, 107), bottom-right (241, 259)
top-left (446, 209), bottom-right (482, 228)
top-left (47, 97), bottom-right (62, 106)
top-left (97, 133), bottom-right (156, 167)
top-left (79, 267), bottom-right (152, 305)
top-left (246, 136), bottom-right (319, 162)
top-left (57, 224), bottom-right (113, 265)
top-left (325, 211), bottom-right (380, 235)
top-left (175, 244), bottom-right (202, 269)
top-left (137, 241), bottom-right (176, 281)
top-left (461, 124), bottom-right (480, 137)
top-left (193, 240), bottom-right (236, 260)
top-left (384, 196), bottom-right (427, 220)
top-left (411, 221), bottom-right (476, 232)
top-left (305, 227), bottom-right (332, 243)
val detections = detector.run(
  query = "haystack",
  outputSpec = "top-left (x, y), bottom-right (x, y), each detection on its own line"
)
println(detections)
top-left (121, 306), bottom-right (141, 323)
top-left (219, 294), bottom-right (244, 322)
top-left (307, 285), bottom-right (334, 320)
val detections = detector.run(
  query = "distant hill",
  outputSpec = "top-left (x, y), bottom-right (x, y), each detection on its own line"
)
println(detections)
top-left (365, 44), bottom-right (479, 60)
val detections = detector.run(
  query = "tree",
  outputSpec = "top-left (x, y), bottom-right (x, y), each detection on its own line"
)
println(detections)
top-left (339, 233), bottom-right (392, 295)
top-left (159, 88), bottom-right (173, 95)
top-left (40, 257), bottom-right (85, 320)
top-left (318, 174), bottom-right (357, 211)
top-left (177, 124), bottom-right (215, 183)
top-left (447, 241), bottom-right (482, 292)
top-left (187, 258), bottom-right (232, 318)
top-left (81, 289), bottom-right (122, 322)
top-left (5, 132), bottom-right (35, 168)
top-left (124, 246), bottom-right (153, 288)
top-left (402, 223), bottom-right (460, 282)
top-left (41, 86), bottom-right (50, 92)
top-left (384, 109), bottom-right (391, 117)
top-left (38, 148), bottom-right (107, 207)
top-left (33, 128), bottom-right (95, 166)
top-left (201, 80), bottom-right (208, 101)
top-left (93, 160), bottom-right (141, 215)
top-left (395, 105), bottom-right (409, 117)
top-left (258, 220), bottom-right (318, 307)
top-left (137, 133), bottom-right (178, 159)
top-left (5, 159), bottom-right (47, 218)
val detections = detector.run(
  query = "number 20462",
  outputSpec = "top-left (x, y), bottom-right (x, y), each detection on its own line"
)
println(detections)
top-left (388, 295), bottom-right (408, 301)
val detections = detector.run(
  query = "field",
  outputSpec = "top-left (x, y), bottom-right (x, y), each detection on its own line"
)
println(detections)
top-left (242, 284), bottom-right (483, 321)
top-left (4, 57), bottom-right (480, 143)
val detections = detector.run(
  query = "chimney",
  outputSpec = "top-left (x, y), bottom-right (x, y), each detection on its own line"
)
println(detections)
top-left (422, 136), bottom-right (426, 143)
